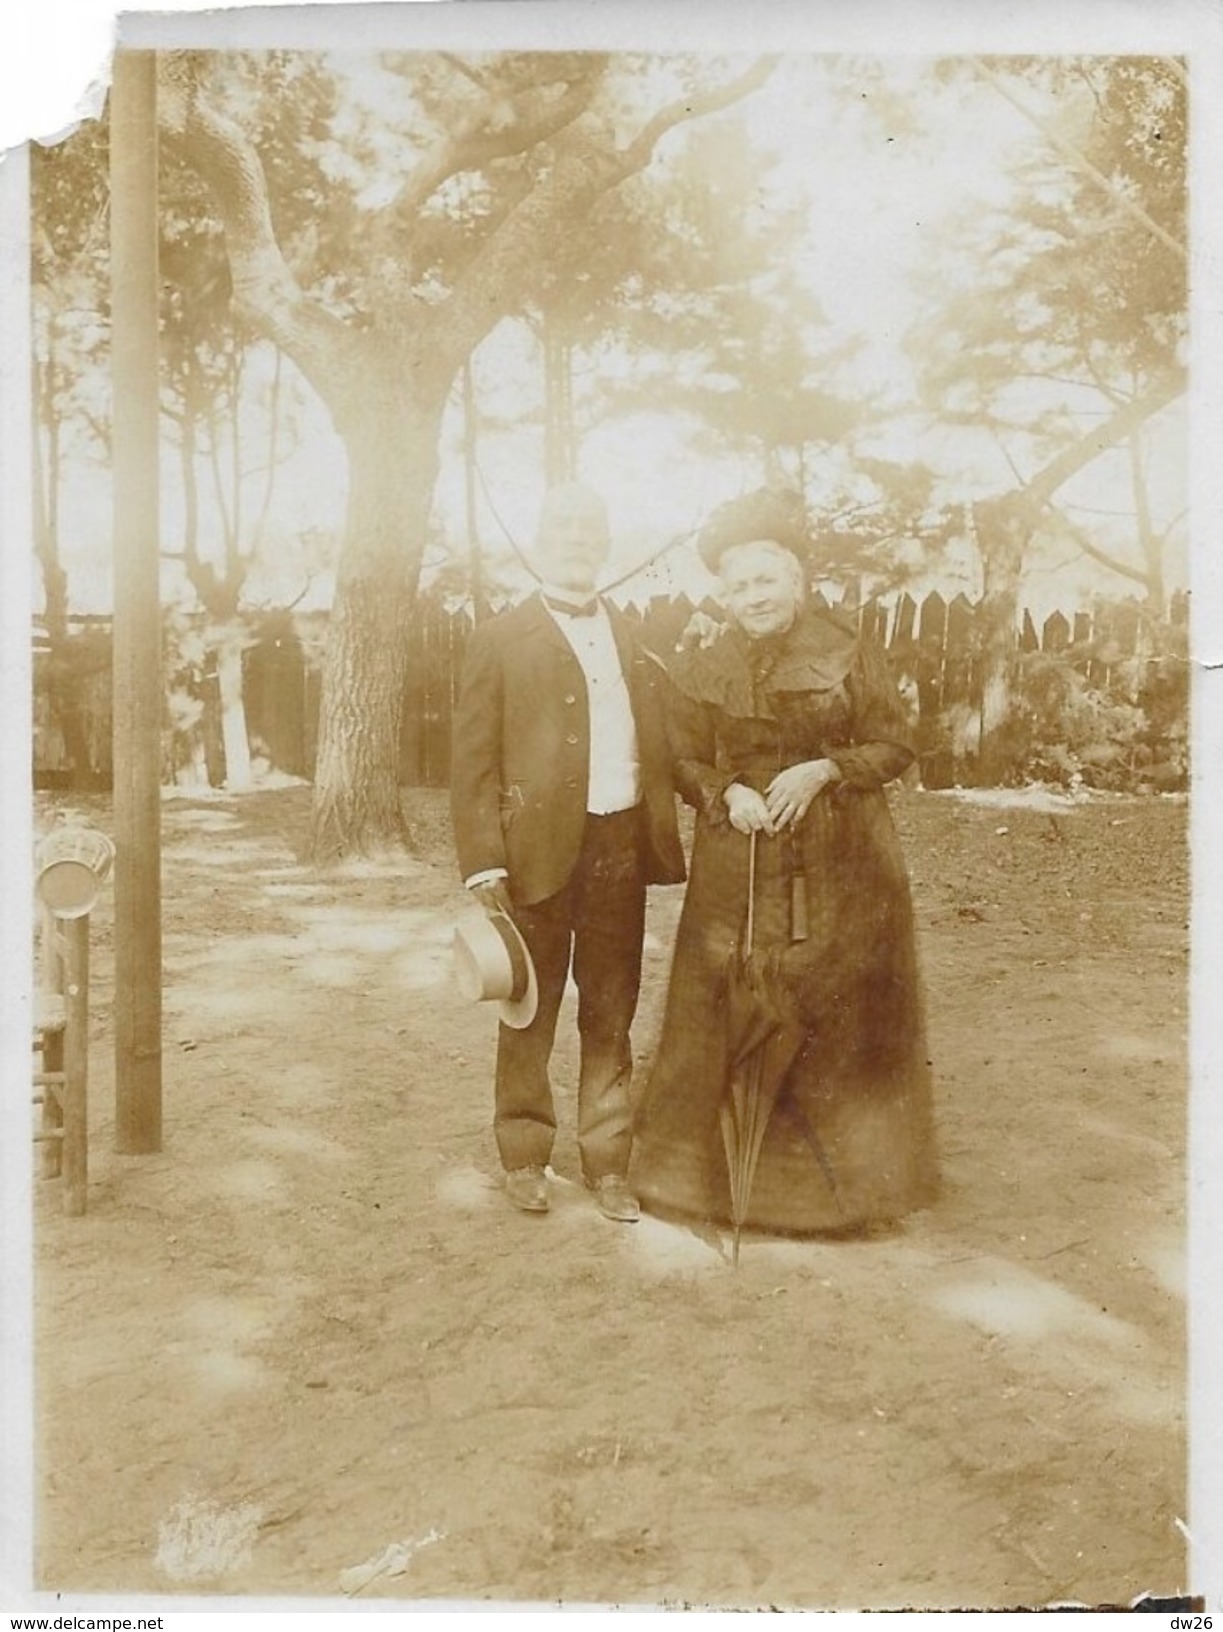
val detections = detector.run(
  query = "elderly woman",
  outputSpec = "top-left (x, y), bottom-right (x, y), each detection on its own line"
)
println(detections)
top-left (630, 490), bottom-right (938, 1236)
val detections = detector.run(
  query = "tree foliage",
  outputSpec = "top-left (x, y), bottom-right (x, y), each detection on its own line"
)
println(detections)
top-left (907, 56), bottom-right (1185, 518)
top-left (858, 55), bottom-right (1188, 777)
top-left (157, 48), bottom-right (780, 856)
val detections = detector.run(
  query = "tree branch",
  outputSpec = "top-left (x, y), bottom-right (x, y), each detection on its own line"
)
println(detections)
top-left (78, 407), bottom-right (112, 451)
top-left (1016, 369), bottom-right (1127, 405)
top-left (971, 57), bottom-right (1186, 263)
top-left (438, 53), bottom-right (490, 92)
top-left (1158, 505), bottom-right (1188, 541)
top-left (392, 60), bottom-right (605, 221)
top-left (440, 56), bottom-right (778, 369)
top-left (1082, 350), bottom-right (1129, 407)
top-left (246, 575), bottom-right (316, 615)
top-left (1021, 368), bottom-right (1185, 510)
top-left (989, 424), bottom-right (1029, 489)
top-left (1043, 506), bottom-right (1150, 589)
top-left (437, 158), bottom-right (536, 289)
top-left (158, 53), bottom-right (356, 417)
top-left (620, 56), bottom-right (780, 171)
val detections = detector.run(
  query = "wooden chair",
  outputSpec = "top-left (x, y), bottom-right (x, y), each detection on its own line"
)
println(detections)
top-left (32, 827), bottom-right (112, 1217)
top-left (33, 916), bottom-right (89, 1215)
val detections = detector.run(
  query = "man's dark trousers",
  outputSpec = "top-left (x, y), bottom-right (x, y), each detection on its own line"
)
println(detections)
top-left (494, 807), bottom-right (646, 1182)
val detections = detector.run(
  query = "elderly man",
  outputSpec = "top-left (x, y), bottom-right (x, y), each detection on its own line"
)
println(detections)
top-left (450, 483), bottom-right (685, 1220)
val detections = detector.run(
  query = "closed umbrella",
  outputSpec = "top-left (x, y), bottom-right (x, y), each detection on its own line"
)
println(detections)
top-left (718, 829), bottom-right (808, 1266)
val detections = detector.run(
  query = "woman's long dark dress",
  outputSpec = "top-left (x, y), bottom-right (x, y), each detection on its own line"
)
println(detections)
top-left (630, 608), bottom-right (938, 1233)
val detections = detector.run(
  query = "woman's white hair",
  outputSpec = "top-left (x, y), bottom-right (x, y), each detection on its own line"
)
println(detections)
top-left (717, 538), bottom-right (806, 599)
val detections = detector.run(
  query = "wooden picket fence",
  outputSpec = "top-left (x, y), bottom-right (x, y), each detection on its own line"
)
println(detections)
top-left (394, 588), bottom-right (1188, 789)
top-left (33, 588), bottom-right (1188, 791)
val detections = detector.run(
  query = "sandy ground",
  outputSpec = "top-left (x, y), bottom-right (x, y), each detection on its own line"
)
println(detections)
top-left (27, 782), bottom-right (1188, 1610)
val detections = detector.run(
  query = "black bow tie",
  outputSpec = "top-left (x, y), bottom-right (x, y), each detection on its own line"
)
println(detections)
top-left (544, 594), bottom-right (599, 618)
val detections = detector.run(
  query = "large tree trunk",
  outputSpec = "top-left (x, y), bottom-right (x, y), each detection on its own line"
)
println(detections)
top-left (160, 53), bottom-right (777, 863)
top-left (309, 394), bottom-right (446, 862)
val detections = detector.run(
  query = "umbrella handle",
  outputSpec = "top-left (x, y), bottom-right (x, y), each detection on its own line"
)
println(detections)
top-left (746, 828), bottom-right (757, 954)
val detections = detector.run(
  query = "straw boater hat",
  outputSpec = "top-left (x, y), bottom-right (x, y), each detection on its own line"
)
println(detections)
top-left (452, 909), bottom-right (539, 1030)
top-left (696, 485), bottom-right (811, 575)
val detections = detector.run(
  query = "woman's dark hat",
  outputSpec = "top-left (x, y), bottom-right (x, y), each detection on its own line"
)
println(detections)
top-left (696, 486), bottom-right (810, 574)
top-left (453, 910), bottom-right (539, 1030)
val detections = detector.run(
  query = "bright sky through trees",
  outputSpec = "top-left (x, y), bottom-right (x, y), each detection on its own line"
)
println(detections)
top-left (40, 51), bottom-right (1186, 622)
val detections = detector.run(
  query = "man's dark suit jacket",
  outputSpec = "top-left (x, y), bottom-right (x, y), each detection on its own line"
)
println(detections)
top-left (450, 593), bottom-right (686, 908)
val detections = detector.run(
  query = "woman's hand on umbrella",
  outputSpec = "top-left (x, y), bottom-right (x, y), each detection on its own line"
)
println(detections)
top-left (724, 783), bottom-right (776, 836)
top-left (765, 758), bottom-right (841, 829)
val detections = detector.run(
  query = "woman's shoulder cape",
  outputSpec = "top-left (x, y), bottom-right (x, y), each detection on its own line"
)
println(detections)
top-left (670, 607), bottom-right (859, 717)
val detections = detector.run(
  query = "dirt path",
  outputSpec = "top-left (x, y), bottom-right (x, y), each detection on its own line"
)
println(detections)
top-left (31, 784), bottom-right (1187, 1609)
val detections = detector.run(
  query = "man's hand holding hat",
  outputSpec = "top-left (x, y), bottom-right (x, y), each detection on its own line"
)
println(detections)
top-left (453, 871), bottom-right (539, 1031)
top-left (468, 874), bottom-right (515, 921)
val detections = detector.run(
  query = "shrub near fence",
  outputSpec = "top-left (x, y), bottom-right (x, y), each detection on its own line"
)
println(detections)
top-left (33, 589), bottom-right (1189, 794)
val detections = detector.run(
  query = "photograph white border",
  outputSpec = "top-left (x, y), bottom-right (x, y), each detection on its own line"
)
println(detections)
top-left (3, 1), bottom-right (1220, 1619)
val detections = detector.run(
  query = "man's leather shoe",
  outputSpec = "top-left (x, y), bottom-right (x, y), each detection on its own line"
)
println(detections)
top-left (590, 1173), bottom-right (640, 1223)
top-left (505, 1165), bottom-right (549, 1213)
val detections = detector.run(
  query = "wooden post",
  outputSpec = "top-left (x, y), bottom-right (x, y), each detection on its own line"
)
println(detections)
top-left (111, 50), bottom-right (163, 1153)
